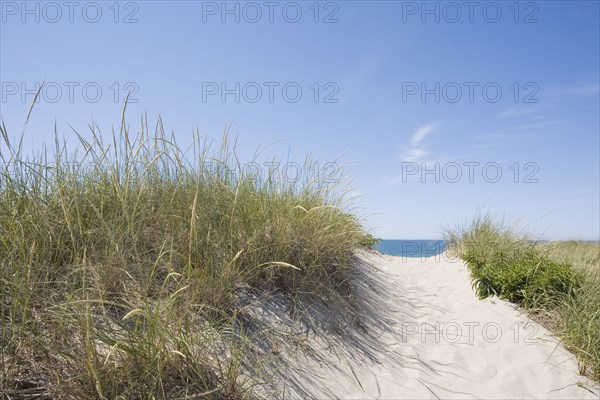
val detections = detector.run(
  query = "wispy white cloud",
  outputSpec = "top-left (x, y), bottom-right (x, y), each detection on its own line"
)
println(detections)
top-left (471, 118), bottom-right (569, 150)
top-left (553, 82), bottom-right (600, 98)
top-left (503, 119), bottom-right (569, 131)
top-left (546, 186), bottom-right (600, 200)
top-left (401, 123), bottom-right (438, 162)
top-left (471, 135), bottom-right (537, 150)
top-left (496, 106), bottom-right (539, 118)
top-left (545, 81), bottom-right (600, 103)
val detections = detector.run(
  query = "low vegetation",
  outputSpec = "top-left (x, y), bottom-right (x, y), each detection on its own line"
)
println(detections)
top-left (445, 215), bottom-right (599, 380)
top-left (0, 113), bottom-right (376, 398)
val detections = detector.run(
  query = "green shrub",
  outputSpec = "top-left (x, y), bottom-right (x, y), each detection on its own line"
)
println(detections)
top-left (464, 250), bottom-right (583, 308)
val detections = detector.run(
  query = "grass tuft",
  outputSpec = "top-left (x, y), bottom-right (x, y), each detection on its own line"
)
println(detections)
top-left (0, 114), bottom-right (374, 398)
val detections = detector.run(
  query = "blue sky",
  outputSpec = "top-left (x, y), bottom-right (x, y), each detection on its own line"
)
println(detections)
top-left (1, 0), bottom-right (599, 240)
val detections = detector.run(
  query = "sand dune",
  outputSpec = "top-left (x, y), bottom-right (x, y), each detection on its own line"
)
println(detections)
top-left (248, 251), bottom-right (599, 399)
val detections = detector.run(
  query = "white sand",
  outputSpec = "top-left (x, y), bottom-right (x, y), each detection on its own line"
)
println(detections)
top-left (248, 251), bottom-right (599, 399)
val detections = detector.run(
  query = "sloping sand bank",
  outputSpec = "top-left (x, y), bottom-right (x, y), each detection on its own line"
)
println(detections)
top-left (248, 251), bottom-right (599, 399)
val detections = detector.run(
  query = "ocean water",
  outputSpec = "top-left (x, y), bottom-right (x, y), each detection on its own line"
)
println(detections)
top-left (374, 240), bottom-right (447, 258)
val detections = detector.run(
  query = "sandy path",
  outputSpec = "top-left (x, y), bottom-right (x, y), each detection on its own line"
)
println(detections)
top-left (270, 251), bottom-right (599, 399)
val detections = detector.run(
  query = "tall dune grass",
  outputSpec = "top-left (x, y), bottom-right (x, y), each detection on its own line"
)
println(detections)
top-left (0, 113), bottom-right (375, 398)
top-left (537, 241), bottom-right (600, 380)
top-left (445, 215), bottom-right (599, 380)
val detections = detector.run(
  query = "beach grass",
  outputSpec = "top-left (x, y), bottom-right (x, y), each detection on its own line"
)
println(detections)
top-left (445, 215), bottom-right (599, 380)
top-left (537, 241), bottom-right (600, 380)
top-left (0, 113), bottom-right (376, 398)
